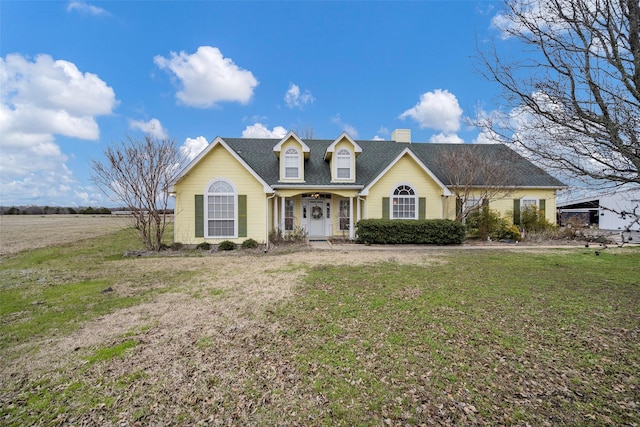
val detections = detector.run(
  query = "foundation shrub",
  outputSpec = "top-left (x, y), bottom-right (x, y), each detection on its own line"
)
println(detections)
top-left (356, 219), bottom-right (465, 245)
top-left (241, 238), bottom-right (259, 249)
top-left (217, 240), bottom-right (236, 251)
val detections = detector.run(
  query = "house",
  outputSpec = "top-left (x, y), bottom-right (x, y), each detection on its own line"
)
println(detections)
top-left (557, 188), bottom-right (640, 231)
top-left (168, 129), bottom-right (565, 246)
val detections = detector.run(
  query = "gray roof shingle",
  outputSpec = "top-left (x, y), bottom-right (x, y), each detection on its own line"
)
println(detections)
top-left (222, 137), bottom-right (565, 188)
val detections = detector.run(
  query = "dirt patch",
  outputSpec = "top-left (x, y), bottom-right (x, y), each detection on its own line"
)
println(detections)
top-left (1, 249), bottom-right (445, 424)
top-left (0, 215), bottom-right (132, 256)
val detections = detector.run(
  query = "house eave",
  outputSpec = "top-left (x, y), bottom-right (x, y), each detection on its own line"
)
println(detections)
top-left (272, 184), bottom-right (364, 190)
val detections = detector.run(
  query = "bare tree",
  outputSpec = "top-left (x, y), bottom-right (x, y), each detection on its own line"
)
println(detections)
top-left (91, 135), bottom-right (184, 251)
top-left (290, 126), bottom-right (315, 139)
top-left (478, 0), bottom-right (640, 189)
top-left (434, 145), bottom-right (518, 222)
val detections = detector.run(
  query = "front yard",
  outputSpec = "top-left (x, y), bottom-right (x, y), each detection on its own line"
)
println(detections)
top-left (0, 226), bottom-right (638, 425)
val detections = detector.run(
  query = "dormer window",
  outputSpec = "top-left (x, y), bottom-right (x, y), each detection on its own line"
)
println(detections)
top-left (336, 148), bottom-right (351, 179)
top-left (285, 148), bottom-right (300, 179)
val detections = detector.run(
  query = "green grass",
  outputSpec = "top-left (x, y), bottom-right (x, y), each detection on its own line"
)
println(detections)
top-left (274, 249), bottom-right (640, 425)
top-left (1, 234), bottom-right (638, 426)
top-left (0, 226), bottom-right (186, 356)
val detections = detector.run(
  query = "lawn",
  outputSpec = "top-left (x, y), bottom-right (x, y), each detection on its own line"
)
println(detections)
top-left (0, 226), bottom-right (638, 426)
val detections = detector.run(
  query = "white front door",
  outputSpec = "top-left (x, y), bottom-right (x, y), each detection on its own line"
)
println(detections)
top-left (308, 199), bottom-right (325, 236)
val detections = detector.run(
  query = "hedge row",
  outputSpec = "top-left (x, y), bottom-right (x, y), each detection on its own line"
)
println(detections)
top-left (356, 219), bottom-right (465, 245)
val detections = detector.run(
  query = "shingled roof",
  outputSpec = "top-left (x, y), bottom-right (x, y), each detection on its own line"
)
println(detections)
top-left (221, 137), bottom-right (565, 189)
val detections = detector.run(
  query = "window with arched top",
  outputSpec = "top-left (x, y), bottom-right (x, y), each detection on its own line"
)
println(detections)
top-left (284, 148), bottom-right (300, 179)
top-left (392, 184), bottom-right (417, 219)
top-left (336, 148), bottom-right (351, 179)
top-left (206, 179), bottom-right (236, 237)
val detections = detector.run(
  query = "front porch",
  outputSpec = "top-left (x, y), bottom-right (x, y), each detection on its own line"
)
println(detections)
top-left (270, 191), bottom-right (363, 240)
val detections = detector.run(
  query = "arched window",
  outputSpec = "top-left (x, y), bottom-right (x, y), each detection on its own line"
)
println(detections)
top-left (392, 185), bottom-right (417, 219)
top-left (284, 148), bottom-right (300, 179)
top-left (206, 179), bottom-right (236, 237)
top-left (336, 148), bottom-right (351, 179)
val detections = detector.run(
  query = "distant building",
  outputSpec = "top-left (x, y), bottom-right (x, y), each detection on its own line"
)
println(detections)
top-left (557, 188), bottom-right (640, 231)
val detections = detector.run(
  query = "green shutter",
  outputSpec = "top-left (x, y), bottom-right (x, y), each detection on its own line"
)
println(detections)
top-left (382, 197), bottom-right (390, 219)
top-left (482, 198), bottom-right (489, 207)
top-left (238, 195), bottom-right (247, 237)
top-left (418, 197), bottom-right (426, 220)
top-left (195, 195), bottom-right (204, 237)
top-left (539, 199), bottom-right (546, 219)
top-left (513, 199), bottom-right (521, 226)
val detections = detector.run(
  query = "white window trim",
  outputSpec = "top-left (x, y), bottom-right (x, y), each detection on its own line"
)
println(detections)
top-left (204, 178), bottom-right (238, 238)
top-left (391, 184), bottom-right (418, 220)
top-left (338, 198), bottom-right (350, 231)
top-left (521, 198), bottom-right (538, 210)
top-left (335, 148), bottom-right (352, 180)
top-left (284, 147), bottom-right (301, 180)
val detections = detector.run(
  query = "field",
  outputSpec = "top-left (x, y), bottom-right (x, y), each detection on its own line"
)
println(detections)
top-left (0, 215), bottom-right (132, 255)
top-left (0, 217), bottom-right (639, 426)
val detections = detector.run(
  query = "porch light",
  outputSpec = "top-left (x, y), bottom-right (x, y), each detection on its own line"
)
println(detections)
top-left (312, 192), bottom-right (320, 199)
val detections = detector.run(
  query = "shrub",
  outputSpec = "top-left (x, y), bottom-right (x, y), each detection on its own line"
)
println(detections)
top-left (217, 240), bottom-right (236, 251)
top-left (466, 207), bottom-right (521, 241)
top-left (269, 226), bottom-right (308, 245)
top-left (356, 219), bottom-right (465, 245)
top-left (195, 242), bottom-right (211, 251)
top-left (170, 242), bottom-right (184, 251)
top-left (520, 205), bottom-right (554, 232)
top-left (241, 238), bottom-right (259, 249)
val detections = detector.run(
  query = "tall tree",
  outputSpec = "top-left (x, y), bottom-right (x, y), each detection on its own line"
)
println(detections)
top-left (91, 135), bottom-right (184, 251)
top-left (434, 145), bottom-right (518, 222)
top-left (479, 0), bottom-right (640, 189)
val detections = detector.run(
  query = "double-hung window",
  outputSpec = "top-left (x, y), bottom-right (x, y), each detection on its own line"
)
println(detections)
top-left (206, 179), bottom-right (236, 237)
top-left (521, 198), bottom-right (538, 210)
top-left (392, 185), bottom-right (417, 219)
top-left (285, 199), bottom-right (294, 231)
top-left (336, 148), bottom-right (351, 179)
top-left (339, 199), bottom-right (350, 230)
top-left (284, 148), bottom-right (300, 179)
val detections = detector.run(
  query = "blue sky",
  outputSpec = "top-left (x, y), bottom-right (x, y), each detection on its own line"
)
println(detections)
top-left (1, 0), bottom-right (517, 207)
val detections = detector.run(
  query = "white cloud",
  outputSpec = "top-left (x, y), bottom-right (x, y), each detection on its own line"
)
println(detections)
top-left (0, 53), bottom-right (117, 205)
top-left (284, 83), bottom-right (314, 109)
top-left (241, 123), bottom-right (287, 139)
top-left (429, 132), bottom-right (464, 144)
top-left (154, 46), bottom-right (258, 108)
top-left (180, 136), bottom-right (209, 161)
top-left (399, 89), bottom-right (463, 133)
top-left (331, 114), bottom-right (358, 138)
top-left (372, 135), bottom-right (385, 141)
top-left (67, 1), bottom-right (109, 16)
top-left (129, 118), bottom-right (168, 140)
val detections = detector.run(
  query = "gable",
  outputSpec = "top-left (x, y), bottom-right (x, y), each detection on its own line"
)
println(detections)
top-left (169, 137), bottom-right (271, 193)
top-left (361, 148), bottom-right (451, 196)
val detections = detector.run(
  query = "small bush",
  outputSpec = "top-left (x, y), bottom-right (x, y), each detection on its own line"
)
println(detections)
top-left (269, 227), bottom-right (308, 245)
top-left (217, 240), bottom-right (236, 251)
top-left (170, 242), bottom-right (184, 251)
top-left (241, 238), bottom-right (259, 249)
top-left (356, 219), bottom-right (465, 245)
top-left (195, 242), bottom-right (211, 251)
top-left (520, 205), bottom-right (553, 232)
top-left (467, 207), bottom-right (521, 241)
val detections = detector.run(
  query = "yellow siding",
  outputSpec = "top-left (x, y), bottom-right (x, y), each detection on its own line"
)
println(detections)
top-left (489, 189), bottom-right (558, 224)
top-left (173, 144), bottom-right (267, 245)
top-left (367, 154), bottom-right (445, 219)
top-left (443, 189), bottom-right (559, 224)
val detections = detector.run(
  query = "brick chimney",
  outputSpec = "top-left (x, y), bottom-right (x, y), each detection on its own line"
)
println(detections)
top-left (391, 129), bottom-right (411, 143)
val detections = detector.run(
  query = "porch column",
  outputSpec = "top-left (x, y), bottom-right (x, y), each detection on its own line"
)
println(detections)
top-left (280, 196), bottom-right (286, 231)
top-left (273, 196), bottom-right (278, 230)
top-left (349, 196), bottom-right (354, 239)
